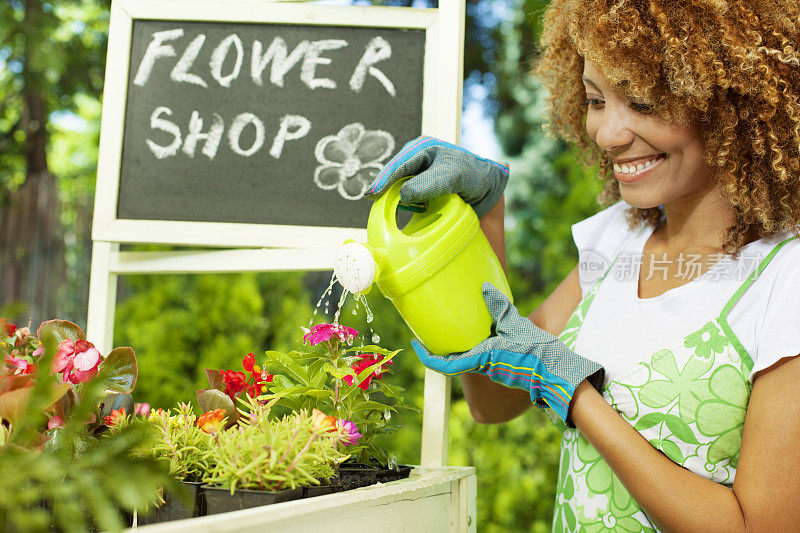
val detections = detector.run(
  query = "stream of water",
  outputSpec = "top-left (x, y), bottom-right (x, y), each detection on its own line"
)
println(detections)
top-left (309, 272), bottom-right (380, 345)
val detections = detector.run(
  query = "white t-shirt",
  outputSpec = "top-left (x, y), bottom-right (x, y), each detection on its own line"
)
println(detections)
top-left (571, 201), bottom-right (800, 386)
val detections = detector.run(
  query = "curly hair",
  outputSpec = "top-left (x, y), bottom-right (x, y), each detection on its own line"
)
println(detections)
top-left (532, 0), bottom-right (800, 253)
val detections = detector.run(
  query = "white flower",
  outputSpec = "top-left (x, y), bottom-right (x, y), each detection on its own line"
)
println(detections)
top-left (314, 123), bottom-right (395, 200)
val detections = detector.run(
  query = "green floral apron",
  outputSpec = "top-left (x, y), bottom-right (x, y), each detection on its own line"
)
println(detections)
top-left (550, 236), bottom-right (796, 532)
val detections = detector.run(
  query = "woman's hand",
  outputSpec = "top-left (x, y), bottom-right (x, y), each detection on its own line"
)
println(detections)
top-left (365, 136), bottom-right (509, 218)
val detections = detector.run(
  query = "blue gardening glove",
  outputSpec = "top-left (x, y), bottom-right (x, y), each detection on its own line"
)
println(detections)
top-left (365, 136), bottom-right (509, 219)
top-left (412, 283), bottom-right (605, 427)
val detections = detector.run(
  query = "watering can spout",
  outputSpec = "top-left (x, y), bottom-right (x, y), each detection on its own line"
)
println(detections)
top-left (334, 240), bottom-right (384, 295)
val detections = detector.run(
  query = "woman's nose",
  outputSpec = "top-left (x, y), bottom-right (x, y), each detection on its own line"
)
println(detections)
top-left (593, 107), bottom-right (636, 152)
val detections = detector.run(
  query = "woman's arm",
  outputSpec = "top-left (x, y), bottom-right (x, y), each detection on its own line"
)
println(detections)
top-left (570, 354), bottom-right (800, 532)
top-left (462, 195), bottom-right (583, 423)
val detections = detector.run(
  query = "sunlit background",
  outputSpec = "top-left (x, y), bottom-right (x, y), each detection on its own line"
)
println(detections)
top-left (0, 1), bottom-right (604, 530)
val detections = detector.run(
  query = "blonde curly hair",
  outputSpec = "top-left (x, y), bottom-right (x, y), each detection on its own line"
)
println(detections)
top-left (532, 0), bottom-right (800, 253)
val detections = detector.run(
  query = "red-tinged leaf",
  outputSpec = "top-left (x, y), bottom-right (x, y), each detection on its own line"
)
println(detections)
top-left (205, 369), bottom-right (225, 391)
top-left (0, 382), bottom-right (71, 423)
top-left (36, 320), bottom-right (85, 345)
top-left (96, 347), bottom-right (137, 394)
top-left (0, 373), bottom-right (34, 394)
top-left (54, 387), bottom-right (78, 419)
top-left (196, 389), bottom-right (237, 428)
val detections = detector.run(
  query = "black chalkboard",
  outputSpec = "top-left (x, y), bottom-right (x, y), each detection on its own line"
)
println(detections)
top-left (117, 19), bottom-right (425, 229)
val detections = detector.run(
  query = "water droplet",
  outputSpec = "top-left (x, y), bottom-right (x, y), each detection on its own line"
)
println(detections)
top-left (383, 409), bottom-right (391, 421)
top-left (372, 334), bottom-right (380, 343)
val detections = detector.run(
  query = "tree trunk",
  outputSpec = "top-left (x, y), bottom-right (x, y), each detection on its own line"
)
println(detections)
top-left (0, 0), bottom-right (64, 328)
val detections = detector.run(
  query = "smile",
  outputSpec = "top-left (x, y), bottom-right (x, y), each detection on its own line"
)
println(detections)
top-left (614, 154), bottom-right (666, 183)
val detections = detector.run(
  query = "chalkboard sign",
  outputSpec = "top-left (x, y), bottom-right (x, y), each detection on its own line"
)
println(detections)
top-left (119, 19), bottom-right (424, 228)
top-left (93, 1), bottom-right (449, 248)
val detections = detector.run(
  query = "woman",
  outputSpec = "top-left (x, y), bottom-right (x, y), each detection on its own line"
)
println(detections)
top-left (368, 0), bottom-right (800, 530)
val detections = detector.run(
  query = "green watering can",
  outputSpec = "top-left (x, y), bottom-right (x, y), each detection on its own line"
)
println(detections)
top-left (334, 177), bottom-right (513, 356)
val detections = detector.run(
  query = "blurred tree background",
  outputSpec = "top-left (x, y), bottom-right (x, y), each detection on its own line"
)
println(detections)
top-left (0, 0), bottom-right (603, 530)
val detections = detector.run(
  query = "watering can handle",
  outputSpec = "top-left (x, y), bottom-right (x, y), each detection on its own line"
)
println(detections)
top-left (381, 176), bottom-right (425, 233)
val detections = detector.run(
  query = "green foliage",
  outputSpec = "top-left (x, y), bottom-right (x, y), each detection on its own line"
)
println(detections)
top-left (144, 403), bottom-right (215, 483)
top-left (204, 404), bottom-right (348, 492)
top-left (0, 318), bottom-right (174, 533)
top-left (114, 271), bottom-right (312, 409)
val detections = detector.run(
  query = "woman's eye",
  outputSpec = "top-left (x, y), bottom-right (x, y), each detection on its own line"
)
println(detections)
top-left (581, 98), bottom-right (603, 109)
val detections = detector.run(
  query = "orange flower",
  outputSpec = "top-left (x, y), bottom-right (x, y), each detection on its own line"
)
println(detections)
top-left (196, 408), bottom-right (226, 433)
top-left (311, 408), bottom-right (337, 433)
top-left (104, 407), bottom-right (127, 428)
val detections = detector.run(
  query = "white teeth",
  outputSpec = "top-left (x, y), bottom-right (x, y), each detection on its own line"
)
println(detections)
top-left (613, 155), bottom-right (664, 174)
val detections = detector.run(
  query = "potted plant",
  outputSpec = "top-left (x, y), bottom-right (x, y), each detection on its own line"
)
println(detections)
top-left (0, 318), bottom-right (174, 532)
top-left (261, 322), bottom-right (417, 489)
top-left (130, 403), bottom-right (216, 523)
top-left (200, 399), bottom-right (350, 514)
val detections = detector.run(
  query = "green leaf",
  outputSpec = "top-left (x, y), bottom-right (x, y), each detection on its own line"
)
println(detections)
top-left (99, 393), bottom-right (134, 421)
top-left (95, 347), bottom-right (137, 394)
top-left (349, 401), bottom-right (396, 414)
top-left (658, 438), bottom-right (685, 463)
top-left (36, 319), bottom-right (85, 346)
top-left (347, 346), bottom-right (403, 358)
top-left (195, 389), bottom-right (237, 427)
top-left (304, 389), bottom-right (333, 401)
top-left (663, 414), bottom-right (700, 445)
top-left (323, 362), bottom-right (356, 380)
top-left (633, 412), bottom-right (665, 432)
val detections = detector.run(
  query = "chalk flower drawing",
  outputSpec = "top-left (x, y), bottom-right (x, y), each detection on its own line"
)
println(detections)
top-left (314, 123), bottom-right (395, 200)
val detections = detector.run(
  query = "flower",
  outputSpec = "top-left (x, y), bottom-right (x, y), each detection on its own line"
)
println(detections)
top-left (104, 407), bottom-right (127, 428)
top-left (48, 416), bottom-right (64, 429)
top-left (197, 408), bottom-right (226, 433)
top-left (134, 402), bottom-right (151, 417)
top-left (343, 353), bottom-right (393, 391)
top-left (6, 356), bottom-right (35, 376)
top-left (695, 364), bottom-right (750, 467)
top-left (313, 123), bottom-right (395, 200)
top-left (302, 323), bottom-right (359, 347)
top-left (684, 321), bottom-right (729, 360)
top-left (1, 320), bottom-right (16, 338)
top-left (222, 370), bottom-right (248, 399)
top-left (52, 339), bottom-right (102, 384)
top-left (334, 419), bottom-right (362, 446)
top-left (311, 408), bottom-right (337, 433)
top-left (241, 352), bottom-right (274, 397)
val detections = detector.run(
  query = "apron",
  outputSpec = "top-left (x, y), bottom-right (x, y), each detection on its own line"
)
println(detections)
top-left (550, 235), bottom-right (796, 532)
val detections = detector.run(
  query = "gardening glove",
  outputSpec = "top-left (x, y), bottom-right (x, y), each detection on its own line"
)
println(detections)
top-left (411, 282), bottom-right (605, 427)
top-left (365, 136), bottom-right (509, 219)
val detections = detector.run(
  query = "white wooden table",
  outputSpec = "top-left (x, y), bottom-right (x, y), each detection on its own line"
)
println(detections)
top-left (129, 466), bottom-right (476, 533)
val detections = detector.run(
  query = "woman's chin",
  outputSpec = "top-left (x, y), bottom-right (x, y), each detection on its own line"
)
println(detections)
top-left (618, 190), bottom-right (663, 210)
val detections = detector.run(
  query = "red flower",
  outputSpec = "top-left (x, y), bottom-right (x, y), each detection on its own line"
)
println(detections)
top-left (343, 354), bottom-right (393, 391)
top-left (222, 370), bottom-right (248, 399)
top-left (242, 352), bottom-right (256, 373)
top-left (104, 407), bottom-right (127, 428)
top-left (1, 320), bottom-right (16, 338)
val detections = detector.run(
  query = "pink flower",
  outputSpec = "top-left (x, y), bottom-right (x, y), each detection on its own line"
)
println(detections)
top-left (32, 345), bottom-right (44, 358)
top-left (48, 416), bottom-right (65, 429)
top-left (301, 323), bottom-right (359, 346)
top-left (134, 403), bottom-right (151, 417)
top-left (343, 354), bottom-right (393, 391)
top-left (334, 419), bottom-right (362, 446)
top-left (7, 356), bottom-right (35, 376)
top-left (52, 339), bottom-right (102, 384)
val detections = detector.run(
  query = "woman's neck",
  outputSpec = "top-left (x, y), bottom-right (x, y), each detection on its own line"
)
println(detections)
top-left (654, 187), bottom-right (736, 253)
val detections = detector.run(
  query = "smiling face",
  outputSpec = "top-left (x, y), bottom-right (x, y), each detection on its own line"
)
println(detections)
top-left (582, 60), bottom-right (712, 210)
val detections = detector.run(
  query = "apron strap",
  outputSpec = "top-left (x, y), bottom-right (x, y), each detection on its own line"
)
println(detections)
top-left (717, 235), bottom-right (797, 372)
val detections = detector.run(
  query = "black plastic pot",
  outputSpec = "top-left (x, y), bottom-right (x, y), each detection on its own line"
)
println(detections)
top-left (337, 463), bottom-right (381, 490)
top-left (202, 485), bottom-right (303, 515)
top-left (377, 464), bottom-right (413, 484)
top-left (302, 482), bottom-right (344, 498)
top-left (137, 481), bottom-right (205, 525)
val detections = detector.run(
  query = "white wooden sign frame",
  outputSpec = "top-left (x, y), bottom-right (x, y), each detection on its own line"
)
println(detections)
top-left (88, 0), bottom-right (465, 471)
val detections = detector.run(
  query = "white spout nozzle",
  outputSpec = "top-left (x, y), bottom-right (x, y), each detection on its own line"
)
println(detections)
top-left (334, 242), bottom-right (378, 294)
